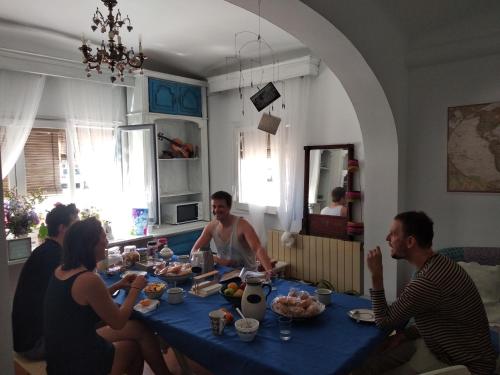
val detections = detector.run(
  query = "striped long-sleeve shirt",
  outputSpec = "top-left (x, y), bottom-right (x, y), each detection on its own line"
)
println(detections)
top-left (371, 253), bottom-right (496, 375)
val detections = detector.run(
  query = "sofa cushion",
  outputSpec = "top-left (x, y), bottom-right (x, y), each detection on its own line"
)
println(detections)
top-left (458, 261), bottom-right (500, 303)
top-left (485, 302), bottom-right (500, 324)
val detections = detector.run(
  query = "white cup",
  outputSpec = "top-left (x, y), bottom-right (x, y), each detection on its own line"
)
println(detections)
top-left (167, 287), bottom-right (186, 304)
top-left (315, 288), bottom-right (332, 306)
top-left (209, 310), bottom-right (226, 335)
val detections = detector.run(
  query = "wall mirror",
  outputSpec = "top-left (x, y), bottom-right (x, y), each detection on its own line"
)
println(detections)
top-left (302, 144), bottom-right (354, 239)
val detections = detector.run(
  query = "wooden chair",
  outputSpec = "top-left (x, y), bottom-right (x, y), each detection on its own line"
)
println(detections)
top-left (13, 352), bottom-right (47, 375)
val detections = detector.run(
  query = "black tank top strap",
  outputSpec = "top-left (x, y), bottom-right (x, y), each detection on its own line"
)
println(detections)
top-left (61, 269), bottom-right (92, 284)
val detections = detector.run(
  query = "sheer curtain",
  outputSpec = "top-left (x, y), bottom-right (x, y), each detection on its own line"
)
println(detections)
top-left (308, 150), bottom-right (321, 205)
top-left (239, 77), bottom-right (311, 240)
top-left (276, 77), bottom-right (310, 235)
top-left (0, 70), bottom-right (45, 178)
top-left (57, 78), bottom-right (126, 228)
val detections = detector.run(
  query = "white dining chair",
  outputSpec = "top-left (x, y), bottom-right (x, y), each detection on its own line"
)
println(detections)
top-left (419, 365), bottom-right (470, 375)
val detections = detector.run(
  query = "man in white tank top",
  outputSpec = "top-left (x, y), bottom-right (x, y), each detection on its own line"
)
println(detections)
top-left (320, 186), bottom-right (348, 217)
top-left (191, 191), bottom-right (273, 273)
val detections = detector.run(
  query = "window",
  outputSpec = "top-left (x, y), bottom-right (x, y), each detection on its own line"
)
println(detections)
top-left (24, 128), bottom-right (66, 195)
top-left (237, 128), bottom-right (280, 207)
top-left (5, 123), bottom-right (120, 222)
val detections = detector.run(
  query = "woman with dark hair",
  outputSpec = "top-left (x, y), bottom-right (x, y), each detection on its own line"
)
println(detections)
top-left (44, 217), bottom-right (171, 375)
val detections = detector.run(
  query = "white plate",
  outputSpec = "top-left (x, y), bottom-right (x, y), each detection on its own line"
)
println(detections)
top-left (270, 297), bottom-right (325, 320)
top-left (348, 308), bottom-right (375, 323)
top-left (121, 270), bottom-right (147, 278)
top-left (133, 299), bottom-right (159, 314)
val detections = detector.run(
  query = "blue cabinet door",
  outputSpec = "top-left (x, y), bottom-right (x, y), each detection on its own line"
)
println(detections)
top-left (149, 78), bottom-right (178, 114)
top-left (178, 84), bottom-right (202, 117)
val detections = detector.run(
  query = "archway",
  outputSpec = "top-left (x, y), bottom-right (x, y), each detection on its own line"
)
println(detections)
top-left (227, 0), bottom-right (399, 299)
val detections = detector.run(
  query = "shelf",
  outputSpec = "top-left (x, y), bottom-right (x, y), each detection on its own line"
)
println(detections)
top-left (158, 157), bottom-right (200, 161)
top-left (160, 190), bottom-right (202, 198)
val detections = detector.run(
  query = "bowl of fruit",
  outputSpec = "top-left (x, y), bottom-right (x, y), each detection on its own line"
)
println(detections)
top-left (220, 279), bottom-right (246, 308)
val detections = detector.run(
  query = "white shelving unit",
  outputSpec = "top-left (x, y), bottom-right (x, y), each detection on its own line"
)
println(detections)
top-left (126, 70), bottom-right (210, 226)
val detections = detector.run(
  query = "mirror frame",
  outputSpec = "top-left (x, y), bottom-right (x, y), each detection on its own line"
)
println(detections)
top-left (302, 144), bottom-right (354, 237)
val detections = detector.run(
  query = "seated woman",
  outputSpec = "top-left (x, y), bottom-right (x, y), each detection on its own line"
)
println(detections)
top-left (44, 217), bottom-right (171, 375)
top-left (320, 187), bottom-right (348, 217)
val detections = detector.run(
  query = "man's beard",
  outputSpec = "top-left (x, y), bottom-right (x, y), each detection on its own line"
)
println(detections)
top-left (390, 247), bottom-right (407, 260)
top-left (391, 253), bottom-right (405, 260)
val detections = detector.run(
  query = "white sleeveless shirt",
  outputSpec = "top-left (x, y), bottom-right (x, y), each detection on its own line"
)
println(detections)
top-left (211, 217), bottom-right (257, 270)
top-left (320, 206), bottom-right (343, 216)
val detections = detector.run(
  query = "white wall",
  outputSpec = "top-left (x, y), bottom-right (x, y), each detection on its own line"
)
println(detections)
top-left (408, 54), bottom-right (500, 248)
top-left (207, 61), bottom-right (365, 256)
top-left (228, 0), bottom-right (400, 301)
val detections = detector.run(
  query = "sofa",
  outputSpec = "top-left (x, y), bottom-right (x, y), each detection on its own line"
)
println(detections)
top-left (437, 247), bottom-right (500, 373)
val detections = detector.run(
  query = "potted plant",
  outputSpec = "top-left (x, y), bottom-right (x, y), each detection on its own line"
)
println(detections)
top-left (3, 189), bottom-right (45, 238)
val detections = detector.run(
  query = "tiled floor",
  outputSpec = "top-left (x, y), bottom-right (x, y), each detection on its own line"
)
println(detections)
top-left (142, 348), bottom-right (213, 375)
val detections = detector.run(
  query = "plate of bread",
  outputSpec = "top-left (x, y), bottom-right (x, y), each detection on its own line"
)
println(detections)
top-left (271, 289), bottom-right (325, 320)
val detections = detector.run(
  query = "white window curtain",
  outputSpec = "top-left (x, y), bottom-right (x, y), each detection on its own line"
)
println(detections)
top-left (0, 70), bottom-right (45, 178)
top-left (308, 150), bottom-right (321, 205)
top-left (239, 76), bottom-right (311, 239)
top-left (56, 78), bottom-right (126, 228)
top-left (276, 77), bottom-right (311, 234)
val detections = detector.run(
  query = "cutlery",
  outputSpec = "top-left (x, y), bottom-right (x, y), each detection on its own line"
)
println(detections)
top-left (236, 307), bottom-right (251, 328)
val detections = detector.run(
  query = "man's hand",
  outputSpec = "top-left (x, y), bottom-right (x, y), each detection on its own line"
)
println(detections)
top-left (367, 246), bottom-right (384, 290)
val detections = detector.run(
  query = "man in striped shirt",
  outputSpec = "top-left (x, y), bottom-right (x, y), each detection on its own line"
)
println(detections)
top-left (356, 211), bottom-right (496, 374)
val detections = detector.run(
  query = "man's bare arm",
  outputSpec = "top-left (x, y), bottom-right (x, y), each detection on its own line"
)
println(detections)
top-left (191, 223), bottom-right (214, 254)
top-left (240, 219), bottom-right (273, 271)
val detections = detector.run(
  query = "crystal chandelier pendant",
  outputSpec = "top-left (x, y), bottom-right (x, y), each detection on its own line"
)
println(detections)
top-left (79, 0), bottom-right (147, 82)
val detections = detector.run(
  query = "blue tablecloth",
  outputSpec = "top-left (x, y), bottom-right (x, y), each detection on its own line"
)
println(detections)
top-left (104, 269), bottom-right (387, 375)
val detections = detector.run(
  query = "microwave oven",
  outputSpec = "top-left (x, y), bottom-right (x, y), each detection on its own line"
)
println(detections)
top-left (161, 201), bottom-right (202, 224)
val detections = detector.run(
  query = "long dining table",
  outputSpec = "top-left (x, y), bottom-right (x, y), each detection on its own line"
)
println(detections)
top-left (104, 267), bottom-right (387, 375)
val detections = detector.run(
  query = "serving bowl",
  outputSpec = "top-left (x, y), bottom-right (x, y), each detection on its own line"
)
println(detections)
top-left (219, 278), bottom-right (245, 308)
top-left (235, 318), bottom-right (259, 342)
top-left (143, 282), bottom-right (167, 299)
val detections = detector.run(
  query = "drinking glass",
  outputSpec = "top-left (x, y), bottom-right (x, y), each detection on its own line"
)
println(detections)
top-left (278, 316), bottom-right (292, 341)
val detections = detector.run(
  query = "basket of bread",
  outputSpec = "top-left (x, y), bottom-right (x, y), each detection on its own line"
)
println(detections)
top-left (154, 262), bottom-right (193, 284)
top-left (271, 288), bottom-right (325, 320)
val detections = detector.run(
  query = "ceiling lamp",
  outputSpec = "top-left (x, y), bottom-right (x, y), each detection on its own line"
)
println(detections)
top-left (79, 0), bottom-right (147, 83)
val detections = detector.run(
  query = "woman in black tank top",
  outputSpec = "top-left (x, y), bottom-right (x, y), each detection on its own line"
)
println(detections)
top-left (44, 217), bottom-right (172, 375)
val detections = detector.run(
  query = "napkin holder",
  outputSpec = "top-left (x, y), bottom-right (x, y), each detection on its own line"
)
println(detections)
top-left (189, 270), bottom-right (222, 297)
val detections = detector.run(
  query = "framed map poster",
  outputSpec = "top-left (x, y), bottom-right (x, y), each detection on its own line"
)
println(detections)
top-left (448, 102), bottom-right (500, 192)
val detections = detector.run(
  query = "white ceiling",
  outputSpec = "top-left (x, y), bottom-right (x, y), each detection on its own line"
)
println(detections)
top-left (2, 0), bottom-right (500, 79)
top-left (0, 0), bottom-right (308, 79)
top-left (378, 0), bottom-right (500, 40)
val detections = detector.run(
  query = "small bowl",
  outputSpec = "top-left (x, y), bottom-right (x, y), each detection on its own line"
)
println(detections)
top-left (143, 282), bottom-right (167, 299)
top-left (235, 318), bottom-right (259, 342)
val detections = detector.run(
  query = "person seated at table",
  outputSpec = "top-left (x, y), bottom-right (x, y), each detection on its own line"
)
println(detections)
top-left (320, 186), bottom-right (347, 217)
top-left (191, 190), bottom-right (273, 273)
top-left (354, 211), bottom-right (496, 375)
top-left (12, 203), bottom-right (79, 360)
top-left (44, 217), bottom-right (172, 375)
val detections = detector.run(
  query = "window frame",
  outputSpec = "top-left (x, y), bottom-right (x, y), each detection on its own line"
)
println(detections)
top-left (232, 127), bottom-right (278, 215)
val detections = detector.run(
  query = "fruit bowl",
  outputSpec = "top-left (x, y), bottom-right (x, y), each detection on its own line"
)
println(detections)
top-left (219, 279), bottom-right (245, 308)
